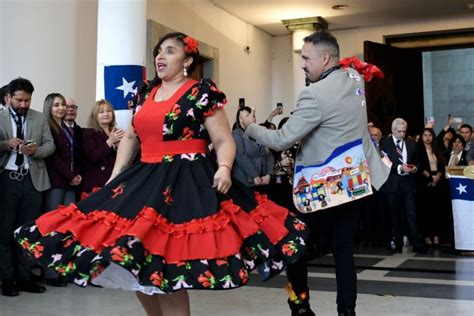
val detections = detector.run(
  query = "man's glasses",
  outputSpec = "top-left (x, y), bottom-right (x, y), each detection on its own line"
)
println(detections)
top-left (67, 105), bottom-right (78, 109)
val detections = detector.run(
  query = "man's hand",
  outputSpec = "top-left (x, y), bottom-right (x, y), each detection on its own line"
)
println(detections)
top-left (402, 163), bottom-right (417, 173)
top-left (260, 175), bottom-right (271, 185)
top-left (253, 176), bottom-right (262, 186)
top-left (8, 138), bottom-right (23, 150)
top-left (24, 143), bottom-right (37, 156)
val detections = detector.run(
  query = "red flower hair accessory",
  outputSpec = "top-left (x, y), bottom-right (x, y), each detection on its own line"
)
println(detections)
top-left (339, 56), bottom-right (384, 82)
top-left (183, 36), bottom-right (199, 54)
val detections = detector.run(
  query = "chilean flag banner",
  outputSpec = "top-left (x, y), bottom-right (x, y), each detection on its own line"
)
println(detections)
top-left (449, 176), bottom-right (474, 250)
top-left (104, 65), bottom-right (145, 110)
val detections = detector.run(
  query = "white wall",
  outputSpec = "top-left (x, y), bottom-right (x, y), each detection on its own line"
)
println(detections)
top-left (271, 35), bottom-right (294, 124)
top-left (147, 0), bottom-right (274, 125)
top-left (0, 0), bottom-right (98, 125)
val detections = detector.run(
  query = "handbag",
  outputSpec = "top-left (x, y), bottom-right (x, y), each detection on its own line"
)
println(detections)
top-left (292, 139), bottom-right (372, 213)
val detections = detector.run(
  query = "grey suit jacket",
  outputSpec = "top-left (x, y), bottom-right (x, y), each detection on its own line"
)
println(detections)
top-left (246, 67), bottom-right (389, 190)
top-left (0, 108), bottom-right (55, 191)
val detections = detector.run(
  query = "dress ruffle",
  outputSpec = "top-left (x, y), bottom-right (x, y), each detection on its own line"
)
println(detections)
top-left (34, 194), bottom-right (291, 263)
top-left (15, 195), bottom-right (307, 294)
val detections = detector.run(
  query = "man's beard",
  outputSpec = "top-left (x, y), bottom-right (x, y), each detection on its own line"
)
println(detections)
top-left (11, 106), bottom-right (27, 116)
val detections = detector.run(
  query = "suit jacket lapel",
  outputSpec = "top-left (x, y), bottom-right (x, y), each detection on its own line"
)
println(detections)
top-left (25, 112), bottom-right (34, 140)
top-left (2, 109), bottom-right (14, 139)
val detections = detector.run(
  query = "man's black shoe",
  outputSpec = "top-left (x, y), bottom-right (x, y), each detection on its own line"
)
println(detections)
top-left (1, 279), bottom-right (19, 297)
top-left (288, 299), bottom-right (316, 316)
top-left (46, 277), bottom-right (68, 287)
top-left (338, 309), bottom-right (356, 316)
top-left (16, 279), bottom-right (46, 293)
top-left (413, 246), bottom-right (432, 255)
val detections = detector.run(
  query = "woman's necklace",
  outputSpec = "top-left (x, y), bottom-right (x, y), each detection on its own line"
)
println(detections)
top-left (155, 79), bottom-right (187, 102)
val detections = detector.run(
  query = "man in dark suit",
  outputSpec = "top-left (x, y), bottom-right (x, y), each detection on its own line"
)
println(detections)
top-left (65, 97), bottom-right (84, 199)
top-left (0, 78), bottom-right (55, 296)
top-left (380, 118), bottom-right (430, 254)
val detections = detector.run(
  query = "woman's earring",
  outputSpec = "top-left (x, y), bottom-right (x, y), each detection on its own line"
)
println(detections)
top-left (183, 67), bottom-right (188, 77)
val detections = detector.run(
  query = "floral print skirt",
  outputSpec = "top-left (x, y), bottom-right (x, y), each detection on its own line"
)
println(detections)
top-left (15, 157), bottom-right (308, 294)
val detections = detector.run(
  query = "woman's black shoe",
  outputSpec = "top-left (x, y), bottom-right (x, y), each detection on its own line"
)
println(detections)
top-left (46, 278), bottom-right (68, 287)
top-left (1, 279), bottom-right (19, 297)
top-left (15, 279), bottom-right (46, 293)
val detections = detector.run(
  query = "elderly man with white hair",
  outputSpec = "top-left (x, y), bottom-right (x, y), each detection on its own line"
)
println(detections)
top-left (379, 118), bottom-right (431, 255)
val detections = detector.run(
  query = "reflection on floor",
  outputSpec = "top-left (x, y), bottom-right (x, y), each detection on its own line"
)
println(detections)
top-left (1, 245), bottom-right (473, 315)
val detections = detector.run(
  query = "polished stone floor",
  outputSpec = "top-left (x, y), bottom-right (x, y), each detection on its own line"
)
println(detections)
top-left (1, 245), bottom-right (473, 315)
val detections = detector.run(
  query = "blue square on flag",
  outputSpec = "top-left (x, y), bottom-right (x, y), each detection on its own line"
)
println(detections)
top-left (104, 65), bottom-right (145, 110)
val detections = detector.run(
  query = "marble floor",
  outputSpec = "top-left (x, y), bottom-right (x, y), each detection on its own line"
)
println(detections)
top-left (1, 245), bottom-right (473, 316)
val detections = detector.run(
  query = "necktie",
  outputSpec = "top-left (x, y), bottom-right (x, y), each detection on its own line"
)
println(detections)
top-left (12, 111), bottom-right (24, 168)
top-left (396, 139), bottom-right (404, 163)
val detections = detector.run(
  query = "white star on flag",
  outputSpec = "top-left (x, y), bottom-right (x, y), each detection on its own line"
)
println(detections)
top-left (456, 183), bottom-right (467, 195)
top-left (115, 77), bottom-right (136, 98)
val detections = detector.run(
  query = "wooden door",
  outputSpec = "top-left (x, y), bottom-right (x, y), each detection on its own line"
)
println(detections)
top-left (364, 41), bottom-right (424, 136)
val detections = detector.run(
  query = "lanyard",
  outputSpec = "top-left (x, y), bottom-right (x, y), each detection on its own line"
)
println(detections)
top-left (9, 107), bottom-right (25, 137)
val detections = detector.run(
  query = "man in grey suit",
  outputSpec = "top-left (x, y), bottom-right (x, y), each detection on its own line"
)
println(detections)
top-left (241, 31), bottom-right (389, 316)
top-left (0, 77), bottom-right (55, 296)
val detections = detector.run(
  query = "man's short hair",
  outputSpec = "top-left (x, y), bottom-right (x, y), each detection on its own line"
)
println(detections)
top-left (303, 30), bottom-right (340, 58)
top-left (391, 118), bottom-right (407, 133)
top-left (459, 123), bottom-right (472, 133)
top-left (8, 77), bottom-right (34, 96)
top-left (0, 84), bottom-right (9, 105)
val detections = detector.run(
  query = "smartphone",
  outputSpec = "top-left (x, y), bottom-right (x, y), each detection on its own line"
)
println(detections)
top-left (238, 98), bottom-right (245, 108)
top-left (452, 117), bottom-right (463, 123)
top-left (426, 116), bottom-right (435, 125)
top-left (277, 102), bottom-right (283, 109)
top-left (24, 140), bottom-right (36, 147)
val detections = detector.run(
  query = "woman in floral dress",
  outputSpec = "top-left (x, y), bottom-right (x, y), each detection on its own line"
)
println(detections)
top-left (15, 32), bottom-right (308, 316)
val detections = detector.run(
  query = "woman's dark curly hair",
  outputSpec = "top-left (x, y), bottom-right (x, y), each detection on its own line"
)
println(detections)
top-left (135, 32), bottom-right (200, 108)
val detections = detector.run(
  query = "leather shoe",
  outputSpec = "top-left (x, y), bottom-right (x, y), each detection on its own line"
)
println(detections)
top-left (16, 279), bottom-right (46, 293)
top-left (1, 279), bottom-right (19, 297)
top-left (413, 246), bottom-right (432, 255)
top-left (338, 309), bottom-right (356, 316)
top-left (46, 278), bottom-right (68, 287)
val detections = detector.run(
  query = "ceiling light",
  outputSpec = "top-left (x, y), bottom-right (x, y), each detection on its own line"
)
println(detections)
top-left (332, 4), bottom-right (349, 10)
top-left (468, 3), bottom-right (474, 9)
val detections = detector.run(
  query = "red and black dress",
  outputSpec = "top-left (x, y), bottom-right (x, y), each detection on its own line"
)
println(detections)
top-left (15, 79), bottom-right (308, 294)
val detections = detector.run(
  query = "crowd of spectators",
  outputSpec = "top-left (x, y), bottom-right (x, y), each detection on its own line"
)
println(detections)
top-left (1, 76), bottom-right (473, 297)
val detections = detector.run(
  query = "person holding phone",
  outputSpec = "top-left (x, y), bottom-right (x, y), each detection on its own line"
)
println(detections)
top-left (380, 118), bottom-right (431, 255)
top-left (0, 77), bottom-right (55, 296)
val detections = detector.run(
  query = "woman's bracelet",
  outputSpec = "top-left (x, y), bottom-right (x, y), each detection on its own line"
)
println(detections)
top-left (218, 163), bottom-right (232, 171)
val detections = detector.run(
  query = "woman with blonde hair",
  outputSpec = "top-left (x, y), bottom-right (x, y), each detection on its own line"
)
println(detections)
top-left (80, 99), bottom-right (124, 196)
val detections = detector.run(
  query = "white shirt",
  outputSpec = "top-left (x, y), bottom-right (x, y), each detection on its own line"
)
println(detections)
top-left (448, 151), bottom-right (463, 166)
top-left (392, 135), bottom-right (408, 175)
top-left (5, 111), bottom-right (30, 171)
